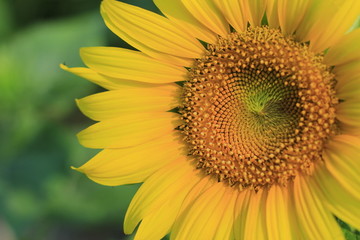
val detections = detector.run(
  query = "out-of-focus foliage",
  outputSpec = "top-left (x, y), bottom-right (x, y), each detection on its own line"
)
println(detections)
top-left (0, 0), bottom-right (12, 39)
top-left (0, 12), bottom-right (101, 157)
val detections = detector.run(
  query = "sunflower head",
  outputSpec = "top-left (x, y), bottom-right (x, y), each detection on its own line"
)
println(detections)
top-left (181, 26), bottom-right (338, 189)
top-left (64, 0), bottom-right (360, 239)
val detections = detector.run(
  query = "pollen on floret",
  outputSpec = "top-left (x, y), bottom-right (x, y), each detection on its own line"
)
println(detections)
top-left (180, 26), bottom-right (338, 190)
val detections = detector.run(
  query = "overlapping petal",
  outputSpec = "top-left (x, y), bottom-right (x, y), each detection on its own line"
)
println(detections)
top-left (171, 183), bottom-right (237, 240)
top-left (293, 175), bottom-right (344, 240)
top-left (154, 0), bottom-right (218, 44)
top-left (181, 0), bottom-right (230, 37)
top-left (240, 0), bottom-right (267, 27)
top-left (312, 163), bottom-right (360, 230)
top-left (243, 189), bottom-right (268, 239)
top-left (73, 133), bottom-right (183, 186)
top-left (77, 112), bottom-right (179, 149)
top-left (336, 99), bottom-right (360, 132)
top-left (333, 60), bottom-right (360, 86)
top-left (323, 135), bottom-right (360, 199)
top-left (61, 64), bottom-right (120, 90)
top-left (76, 84), bottom-right (179, 121)
top-left (277, 0), bottom-right (311, 35)
top-left (266, 185), bottom-right (292, 239)
top-left (325, 29), bottom-right (360, 66)
top-left (80, 47), bottom-right (188, 83)
top-left (100, 0), bottom-right (203, 66)
top-left (334, 64), bottom-right (360, 100)
top-left (334, 63), bottom-right (360, 133)
top-left (124, 160), bottom-right (193, 235)
top-left (233, 190), bottom-right (251, 240)
top-left (124, 160), bottom-right (207, 239)
top-left (295, 0), bottom-right (360, 53)
top-left (213, 0), bottom-right (247, 32)
top-left (102, 0), bottom-right (204, 58)
top-left (266, 0), bottom-right (279, 28)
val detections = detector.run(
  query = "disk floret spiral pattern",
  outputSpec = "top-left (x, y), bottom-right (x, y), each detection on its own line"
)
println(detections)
top-left (181, 27), bottom-right (338, 190)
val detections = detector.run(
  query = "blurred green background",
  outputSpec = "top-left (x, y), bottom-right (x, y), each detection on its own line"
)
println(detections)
top-left (0, 0), bottom-right (162, 239)
top-left (0, 0), bottom-right (359, 239)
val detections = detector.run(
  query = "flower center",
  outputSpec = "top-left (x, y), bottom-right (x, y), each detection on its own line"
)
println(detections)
top-left (180, 26), bottom-right (338, 190)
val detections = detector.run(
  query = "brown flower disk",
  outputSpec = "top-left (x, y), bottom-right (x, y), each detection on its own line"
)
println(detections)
top-left (180, 27), bottom-right (338, 190)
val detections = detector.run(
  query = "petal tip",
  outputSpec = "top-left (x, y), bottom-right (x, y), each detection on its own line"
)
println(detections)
top-left (71, 166), bottom-right (84, 173)
top-left (60, 63), bottom-right (69, 71)
top-left (75, 98), bottom-right (80, 106)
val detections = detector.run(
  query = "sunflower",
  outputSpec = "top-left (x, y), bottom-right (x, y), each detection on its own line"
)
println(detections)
top-left (62, 0), bottom-right (360, 239)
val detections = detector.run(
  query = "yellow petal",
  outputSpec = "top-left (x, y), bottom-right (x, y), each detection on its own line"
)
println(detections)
top-left (124, 159), bottom-right (195, 236)
top-left (240, 0), bottom-right (267, 27)
top-left (212, 192), bottom-right (238, 240)
top-left (266, 0), bottom-right (280, 28)
top-left (293, 174), bottom-right (344, 240)
top-left (286, 182), bottom-right (307, 239)
top-left (61, 64), bottom-right (119, 90)
top-left (100, 9), bottom-right (191, 67)
top-left (336, 99), bottom-right (360, 132)
top-left (61, 64), bottom-right (174, 90)
top-left (154, 0), bottom-right (218, 44)
top-left (277, 0), bottom-right (311, 35)
top-left (133, 202), bottom-right (172, 240)
top-left (174, 176), bottom-right (214, 211)
top-left (74, 133), bottom-right (182, 186)
top-left (242, 189), bottom-right (268, 240)
top-left (77, 112), bottom-right (178, 149)
top-left (323, 135), bottom-right (360, 199)
top-left (125, 160), bottom-right (208, 239)
top-left (325, 28), bottom-right (360, 66)
top-left (233, 189), bottom-right (251, 240)
top-left (213, 0), bottom-right (247, 32)
top-left (77, 84), bottom-right (179, 121)
top-left (295, 0), bottom-right (360, 53)
top-left (101, 0), bottom-right (204, 60)
top-left (133, 200), bottom-right (175, 240)
top-left (333, 61), bottom-right (360, 98)
top-left (170, 174), bottom-right (214, 225)
top-left (80, 47), bottom-right (188, 83)
top-left (336, 74), bottom-right (360, 101)
top-left (171, 183), bottom-right (236, 240)
top-left (266, 185), bottom-right (292, 240)
top-left (181, 0), bottom-right (230, 37)
top-left (312, 163), bottom-right (360, 230)
top-left (333, 60), bottom-right (360, 86)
